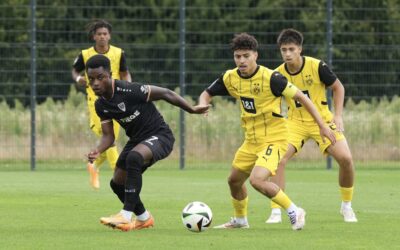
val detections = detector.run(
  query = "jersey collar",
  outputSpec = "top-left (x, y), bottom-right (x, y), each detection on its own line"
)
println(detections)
top-left (284, 56), bottom-right (306, 76)
top-left (236, 65), bottom-right (260, 79)
top-left (93, 45), bottom-right (111, 54)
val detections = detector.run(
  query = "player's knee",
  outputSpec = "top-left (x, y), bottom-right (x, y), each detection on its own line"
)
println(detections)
top-left (126, 151), bottom-right (144, 171)
top-left (110, 179), bottom-right (123, 192)
top-left (112, 167), bottom-right (126, 184)
top-left (249, 176), bottom-right (262, 190)
top-left (338, 153), bottom-right (353, 168)
top-left (227, 175), bottom-right (241, 187)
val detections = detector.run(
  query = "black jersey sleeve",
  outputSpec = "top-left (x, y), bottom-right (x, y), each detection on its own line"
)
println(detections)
top-left (95, 100), bottom-right (111, 121)
top-left (270, 71), bottom-right (289, 97)
top-left (205, 74), bottom-right (229, 96)
top-left (318, 61), bottom-right (337, 86)
top-left (119, 51), bottom-right (128, 72)
top-left (125, 82), bottom-right (149, 103)
top-left (72, 52), bottom-right (85, 72)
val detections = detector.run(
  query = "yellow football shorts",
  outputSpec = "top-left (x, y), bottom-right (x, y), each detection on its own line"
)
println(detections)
top-left (232, 140), bottom-right (288, 175)
top-left (288, 119), bottom-right (345, 155)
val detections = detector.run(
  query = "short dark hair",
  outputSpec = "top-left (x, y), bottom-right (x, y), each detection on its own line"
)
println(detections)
top-left (230, 33), bottom-right (258, 51)
top-left (86, 19), bottom-right (112, 40)
top-left (277, 28), bottom-right (304, 46)
top-left (85, 54), bottom-right (111, 72)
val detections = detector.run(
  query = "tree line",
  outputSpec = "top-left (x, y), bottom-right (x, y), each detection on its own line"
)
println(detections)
top-left (0, 0), bottom-right (398, 107)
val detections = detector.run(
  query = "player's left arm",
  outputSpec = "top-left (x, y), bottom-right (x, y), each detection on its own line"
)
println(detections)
top-left (147, 85), bottom-right (210, 114)
top-left (319, 61), bottom-right (345, 132)
top-left (119, 51), bottom-right (132, 82)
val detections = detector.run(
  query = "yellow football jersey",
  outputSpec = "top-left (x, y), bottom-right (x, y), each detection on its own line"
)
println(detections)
top-left (215, 66), bottom-right (296, 143)
top-left (81, 45), bottom-right (123, 107)
top-left (275, 56), bottom-right (336, 122)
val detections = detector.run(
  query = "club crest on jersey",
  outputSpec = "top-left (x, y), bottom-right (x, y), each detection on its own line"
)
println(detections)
top-left (305, 74), bottom-right (313, 85)
top-left (140, 85), bottom-right (149, 94)
top-left (118, 102), bottom-right (126, 112)
top-left (252, 83), bottom-right (261, 95)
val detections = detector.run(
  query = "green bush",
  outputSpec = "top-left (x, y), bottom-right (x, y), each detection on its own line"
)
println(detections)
top-left (0, 90), bottom-right (398, 161)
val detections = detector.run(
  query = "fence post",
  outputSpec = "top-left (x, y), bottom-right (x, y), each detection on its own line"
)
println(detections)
top-left (179, 0), bottom-right (186, 170)
top-left (30, 0), bottom-right (37, 171)
top-left (326, 0), bottom-right (333, 170)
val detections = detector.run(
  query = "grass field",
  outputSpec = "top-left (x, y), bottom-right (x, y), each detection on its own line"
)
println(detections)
top-left (1, 163), bottom-right (399, 250)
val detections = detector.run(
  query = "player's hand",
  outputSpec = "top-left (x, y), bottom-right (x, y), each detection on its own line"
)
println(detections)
top-left (333, 115), bottom-right (344, 132)
top-left (319, 125), bottom-right (336, 145)
top-left (191, 104), bottom-right (212, 115)
top-left (87, 149), bottom-right (100, 163)
top-left (75, 75), bottom-right (87, 87)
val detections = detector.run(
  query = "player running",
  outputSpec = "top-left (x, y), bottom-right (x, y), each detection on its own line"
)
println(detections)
top-left (86, 54), bottom-right (209, 231)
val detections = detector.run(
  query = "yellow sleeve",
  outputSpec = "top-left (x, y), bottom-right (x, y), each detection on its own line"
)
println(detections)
top-left (282, 82), bottom-right (298, 99)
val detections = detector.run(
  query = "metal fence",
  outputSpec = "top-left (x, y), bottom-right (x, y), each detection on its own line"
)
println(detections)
top-left (0, 1), bottom-right (399, 169)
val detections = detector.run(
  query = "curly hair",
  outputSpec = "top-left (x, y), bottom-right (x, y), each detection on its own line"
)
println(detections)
top-left (86, 19), bottom-right (112, 40)
top-left (230, 33), bottom-right (258, 51)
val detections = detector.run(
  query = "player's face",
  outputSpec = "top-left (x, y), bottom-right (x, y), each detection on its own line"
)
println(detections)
top-left (93, 27), bottom-right (111, 47)
top-left (233, 50), bottom-right (258, 77)
top-left (280, 43), bottom-right (302, 65)
top-left (87, 67), bottom-right (112, 97)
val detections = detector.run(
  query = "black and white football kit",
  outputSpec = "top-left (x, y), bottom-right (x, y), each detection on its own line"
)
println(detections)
top-left (95, 80), bottom-right (175, 171)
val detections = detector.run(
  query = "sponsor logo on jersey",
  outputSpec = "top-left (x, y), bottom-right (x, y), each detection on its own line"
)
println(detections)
top-left (116, 87), bottom-right (132, 92)
top-left (240, 97), bottom-right (256, 114)
top-left (120, 110), bottom-right (140, 123)
top-left (118, 102), bottom-right (126, 112)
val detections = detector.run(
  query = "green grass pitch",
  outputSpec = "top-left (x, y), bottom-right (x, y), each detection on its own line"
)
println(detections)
top-left (0, 162), bottom-right (399, 249)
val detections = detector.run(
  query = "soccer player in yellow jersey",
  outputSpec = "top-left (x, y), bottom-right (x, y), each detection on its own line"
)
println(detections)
top-left (266, 28), bottom-right (357, 223)
top-left (72, 20), bottom-right (132, 189)
top-left (198, 33), bottom-right (336, 230)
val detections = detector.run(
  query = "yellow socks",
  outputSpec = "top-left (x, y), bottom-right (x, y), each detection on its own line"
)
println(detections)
top-left (340, 186), bottom-right (354, 202)
top-left (271, 201), bottom-right (282, 209)
top-left (232, 197), bottom-right (248, 218)
top-left (271, 190), bottom-right (292, 210)
top-left (340, 186), bottom-right (354, 210)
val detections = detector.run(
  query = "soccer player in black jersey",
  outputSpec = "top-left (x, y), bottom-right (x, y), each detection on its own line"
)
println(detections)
top-left (85, 54), bottom-right (210, 231)
top-left (72, 19), bottom-right (132, 189)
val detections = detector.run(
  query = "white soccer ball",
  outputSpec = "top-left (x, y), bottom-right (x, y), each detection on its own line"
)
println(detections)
top-left (182, 201), bottom-right (213, 232)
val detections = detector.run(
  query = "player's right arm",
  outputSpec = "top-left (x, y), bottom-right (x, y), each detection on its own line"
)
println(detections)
top-left (72, 53), bottom-right (87, 87)
top-left (87, 104), bottom-right (115, 162)
top-left (271, 71), bottom-right (336, 144)
top-left (292, 91), bottom-right (335, 144)
top-left (199, 74), bottom-right (229, 106)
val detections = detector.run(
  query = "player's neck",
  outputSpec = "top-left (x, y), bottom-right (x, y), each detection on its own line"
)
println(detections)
top-left (95, 44), bottom-right (110, 54)
top-left (103, 79), bottom-right (115, 100)
top-left (286, 56), bottom-right (303, 74)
